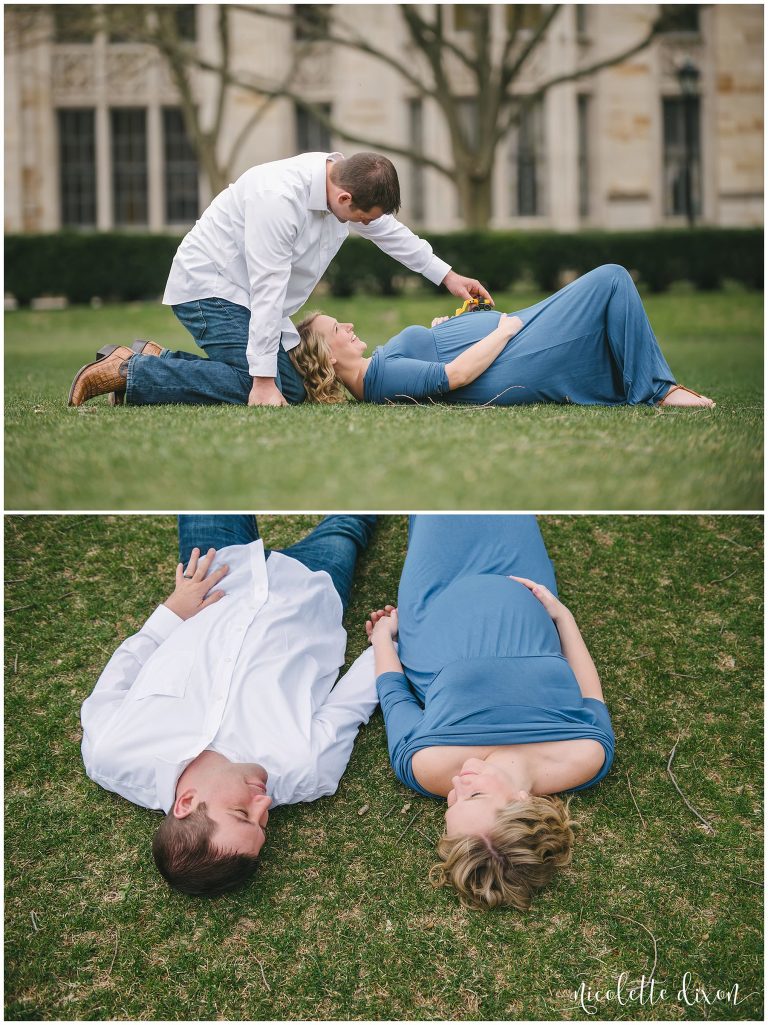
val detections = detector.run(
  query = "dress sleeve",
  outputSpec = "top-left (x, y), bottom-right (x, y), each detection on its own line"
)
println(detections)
top-left (372, 355), bottom-right (450, 404)
top-left (376, 671), bottom-right (425, 786)
top-left (569, 697), bottom-right (616, 791)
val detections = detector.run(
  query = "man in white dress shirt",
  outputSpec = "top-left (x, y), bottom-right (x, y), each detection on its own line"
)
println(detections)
top-left (81, 514), bottom-right (378, 896)
top-left (67, 152), bottom-right (493, 408)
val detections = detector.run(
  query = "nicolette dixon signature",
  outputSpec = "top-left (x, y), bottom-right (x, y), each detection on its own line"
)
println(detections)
top-left (573, 972), bottom-right (751, 1015)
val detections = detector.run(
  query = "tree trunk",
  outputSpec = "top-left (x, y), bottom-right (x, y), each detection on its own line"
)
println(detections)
top-left (456, 172), bottom-right (494, 230)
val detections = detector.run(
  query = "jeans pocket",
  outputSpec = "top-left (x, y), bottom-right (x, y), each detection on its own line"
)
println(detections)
top-left (173, 301), bottom-right (208, 345)
top-left (211, 297), bottom-right (243, 321)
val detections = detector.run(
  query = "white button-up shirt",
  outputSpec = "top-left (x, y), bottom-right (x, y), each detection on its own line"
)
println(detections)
top-left (162, 151), bottom-right (452, 378)
top-left (81, 540), bottom-right (378, 813)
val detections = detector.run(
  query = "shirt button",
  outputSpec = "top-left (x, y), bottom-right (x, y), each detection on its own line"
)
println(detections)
top-left (224, 657), bottom-right (232, 664)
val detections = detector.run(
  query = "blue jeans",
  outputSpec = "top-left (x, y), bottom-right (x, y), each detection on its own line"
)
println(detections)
top-left (125, 298), bottom-right (307, 405)
top-left (177, 515), bottom-right (377, 611)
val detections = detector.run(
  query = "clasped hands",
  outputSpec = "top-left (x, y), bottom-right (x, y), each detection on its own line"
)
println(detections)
top-left (366, 605), bottom-right (398, 642)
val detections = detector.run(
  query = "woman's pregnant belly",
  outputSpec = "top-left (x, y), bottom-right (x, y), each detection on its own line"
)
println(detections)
top-left (400, 574), bottom-right (562, 675)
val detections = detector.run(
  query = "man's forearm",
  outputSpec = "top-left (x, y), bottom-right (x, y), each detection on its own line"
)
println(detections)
top-left (554, 610), bottom-right (605, 702)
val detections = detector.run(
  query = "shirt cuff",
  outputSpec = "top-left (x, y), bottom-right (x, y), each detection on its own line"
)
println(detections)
top-left (425, 256), bottom-right (452, 286)
top-left (148, 604), bottom-right (184, 643)
top-left (247, 354), bottom-right (279, 378)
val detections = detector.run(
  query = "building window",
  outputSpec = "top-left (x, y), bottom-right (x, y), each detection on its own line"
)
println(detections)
top-left (53, 6), bottom-right (96, 43)
top-left (58, 109), bottom-right (97, 226)
top-left (107, 6), bottom-right (149, 43)
top-left (163, 108), bottom-right (199, 224)
top-left (408, 99), bottom-right (425, 222)
top-left (294, 5), bottom-right (331, 40)
top-left (659, 5), bottom-right (700, 33)
top-left (457, 97), bottom-right (480, 152)
top-left (509, 97), bottom-right (546, 216)
top-left (577, 94), bottom-right (591, 218)
top-left (172, 5), bottom-right (197, 41)
top-left (111, 108), bottom-right (148, 226)
top-left (505, 4), bottom-right (544, 32)
top-left (662, 96), bottom-right (702, 217)
top-left (454, 6), bottom-right (485, 31)
top-left (296, 103), bottom-right (332, 151)
top-left (575, 4), bottom-right (590, 40)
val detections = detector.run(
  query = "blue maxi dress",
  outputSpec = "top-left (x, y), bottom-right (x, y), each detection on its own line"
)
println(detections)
top-left (363, 265), bottom-right (676, 406)
top-left (377, 515), bottom-right (615, 799)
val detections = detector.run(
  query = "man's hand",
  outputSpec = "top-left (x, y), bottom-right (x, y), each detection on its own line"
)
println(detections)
top-left (508, 576), bottom-right (570, 624)
top-left (366, 605), bottom-right (399, 642)
top-left (248, 377), bottom-right (288, 407)
top-left (442, 270), bottom-right (494, 306)
top-left (165, 548), bottom-right (229, 621)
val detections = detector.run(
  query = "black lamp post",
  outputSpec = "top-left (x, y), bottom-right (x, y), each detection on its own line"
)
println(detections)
top-left (675, 58), bottom-right (700, 226)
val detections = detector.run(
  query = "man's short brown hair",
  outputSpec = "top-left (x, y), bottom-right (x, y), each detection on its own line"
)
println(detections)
top-left (152, 802), bottom-right (260, 896)
top-left (330, 152), bottom-right (401, 214)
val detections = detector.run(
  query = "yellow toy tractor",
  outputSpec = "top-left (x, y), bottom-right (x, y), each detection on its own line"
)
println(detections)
top-left (453, 297), bottom-right (495, 317)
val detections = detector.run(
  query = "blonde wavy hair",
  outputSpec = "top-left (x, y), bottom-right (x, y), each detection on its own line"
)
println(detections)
top-left (430, 795), bottom-right (574, 911)
top-left (289, 311), bottom-right (347, 404)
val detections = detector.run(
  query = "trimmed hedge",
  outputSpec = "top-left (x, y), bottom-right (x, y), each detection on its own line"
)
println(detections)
top-left (5, 227), bottom-right (763, 306)
top-left (5, 232), bottom-right (182, 306)
top-left (326, 227), bottom-right (763, 295)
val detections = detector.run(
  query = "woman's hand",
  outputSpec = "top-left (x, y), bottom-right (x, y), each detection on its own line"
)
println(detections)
top-left (508, 576), bottom-right (570, 623)
top-left (165, 547), bottom-right (229, 621)
top-left (431, 315), bottom-right (451, 328)
top-left (366, 605), bottom-right (398, 642)
top-left (495, 314), bottom-right (524, 342)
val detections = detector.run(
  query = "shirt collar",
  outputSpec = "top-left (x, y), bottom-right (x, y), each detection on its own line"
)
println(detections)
top-left (310, 151), bottom-right (344, 212)
top-left (155, 755), bottom-right (194, 814)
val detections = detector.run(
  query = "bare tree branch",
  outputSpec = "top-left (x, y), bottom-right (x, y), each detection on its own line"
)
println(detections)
top-left (396, 2), bottom-right (477, 75)
top-left (237, 3), bottom-right (436, 98)
top-left (213, 6), bottom-right (231, 137)
top-left (187, 53), bottom-right (454, 178)
top-left (496, 13), bottom-right (668, 142)
top-left (501, 4), bottom-right (562, 91)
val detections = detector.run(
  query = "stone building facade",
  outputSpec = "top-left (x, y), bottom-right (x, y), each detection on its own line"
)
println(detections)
top-left (4, 3), bottom-right (763, 234)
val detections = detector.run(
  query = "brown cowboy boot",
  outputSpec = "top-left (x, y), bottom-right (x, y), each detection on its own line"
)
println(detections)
top-left (95, 339), bottom-right (166, 361)
top-left (68, 346), bottom-right (134, 407)
top-left (95, 340), bottom-right (166, 404)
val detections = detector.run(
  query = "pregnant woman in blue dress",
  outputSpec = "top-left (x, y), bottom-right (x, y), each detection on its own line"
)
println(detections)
top-left (68, 265), bottom-right (712, 409)
top-left (292, 264), bottom-right (714, 408)
top-left (367, 515), bottom-right (615, 911)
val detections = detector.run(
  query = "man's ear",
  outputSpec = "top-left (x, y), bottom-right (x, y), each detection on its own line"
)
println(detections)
top-left (173, 787), bottom-right (198, 819)
top-left (337, 190), bottom-right (353, 207)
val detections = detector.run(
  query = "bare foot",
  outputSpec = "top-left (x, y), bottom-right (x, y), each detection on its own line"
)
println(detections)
top-left (659, 385), bottom-right (716, 408)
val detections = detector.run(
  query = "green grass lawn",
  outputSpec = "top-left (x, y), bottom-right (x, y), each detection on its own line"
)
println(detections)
top-left (4, 515), bottom-right (763, 1021)
top-left (4, 286), bottom-right (762, 510)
